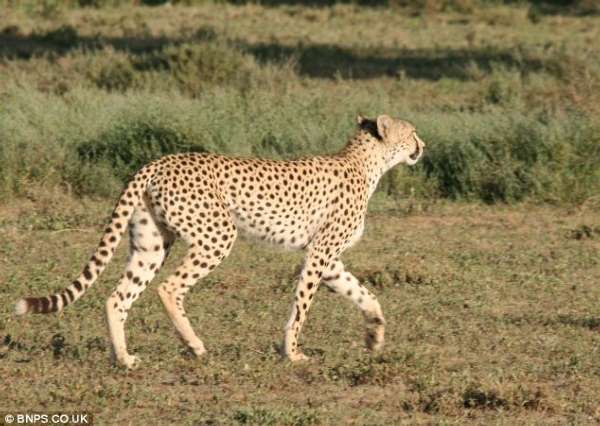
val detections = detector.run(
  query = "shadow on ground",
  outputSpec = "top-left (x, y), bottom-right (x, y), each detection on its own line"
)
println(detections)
top-left (495, 313), bottom-right (600, 331)
top-left (244, 42), bottom-right (552, 80)
top-left (0, 25), bottom-right (560, 82)
top-left (0, 25), bottom-right (183, 59)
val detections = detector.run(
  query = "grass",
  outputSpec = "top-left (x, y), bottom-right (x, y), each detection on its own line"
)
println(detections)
top-left (0, 86), bottom-right (599, 204)
top-left (1, 199), bottom-right (600, 424)
top-left (1, 1), bottom-right (600, 424)
top-left (1, 1), bottom-right (600, 204)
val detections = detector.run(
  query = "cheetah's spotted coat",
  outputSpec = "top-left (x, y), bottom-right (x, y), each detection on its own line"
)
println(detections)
top-left (15, 115), bottom-right (425, 368)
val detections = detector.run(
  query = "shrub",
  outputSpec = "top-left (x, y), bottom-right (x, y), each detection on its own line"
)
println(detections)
top-left (88, 55), bottom-right (137, 91)
top-left (419, 111), bottom-right (600, 203)
top-left (76, 120), bottom-right (207, 184)
top-left (134, 41), bottom-right (257, 96)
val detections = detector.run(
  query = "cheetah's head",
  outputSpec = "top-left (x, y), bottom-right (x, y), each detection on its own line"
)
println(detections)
top-left (357, 114), bottom-right (426, 167)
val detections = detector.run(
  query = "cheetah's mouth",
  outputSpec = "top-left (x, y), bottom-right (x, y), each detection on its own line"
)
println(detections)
top-left (409, 142), bottom-right (421, 161)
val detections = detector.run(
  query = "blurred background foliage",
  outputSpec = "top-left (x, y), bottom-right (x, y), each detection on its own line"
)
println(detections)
top-left (0, 0), bottom-right (598, 204)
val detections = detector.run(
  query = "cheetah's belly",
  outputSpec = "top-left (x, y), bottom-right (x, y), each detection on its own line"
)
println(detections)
top-left (229, 206), bottom-right (325, 251)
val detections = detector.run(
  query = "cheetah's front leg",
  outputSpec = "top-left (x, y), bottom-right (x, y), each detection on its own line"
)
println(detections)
top-left (322, 260), bottom-right (385, 351)
top-left (283, 250), bottom-right (332, 361)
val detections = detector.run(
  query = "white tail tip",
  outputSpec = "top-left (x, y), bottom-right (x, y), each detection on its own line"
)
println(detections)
top-left (14, 299), bottom-right (28, 315)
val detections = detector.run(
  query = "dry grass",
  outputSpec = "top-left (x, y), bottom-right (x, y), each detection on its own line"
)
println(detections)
top-left (1, 199), bottom-right (600, 424)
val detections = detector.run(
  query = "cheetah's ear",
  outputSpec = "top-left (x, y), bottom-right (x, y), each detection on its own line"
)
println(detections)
top-left (376, 114), bottom-right (394, 139)
top-left (356, 114), bottom-right (367, 126)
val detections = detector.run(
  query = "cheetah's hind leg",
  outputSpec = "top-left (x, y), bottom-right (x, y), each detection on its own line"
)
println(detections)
top-left (157, 202), bottom-right (237, 359)
top-left (106, 201), bottom-right (175, 369)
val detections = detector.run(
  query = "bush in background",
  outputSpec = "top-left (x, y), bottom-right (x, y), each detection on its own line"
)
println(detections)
top-left (418, 111), bottom-right (600, 203)
top-left (1, 1), bottom-right (599, 206)
top-left (1, 85), bottom-right (598, 205)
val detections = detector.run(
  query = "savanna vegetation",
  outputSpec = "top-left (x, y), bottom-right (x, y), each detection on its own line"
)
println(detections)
top-left (1, 1), bottom-right (599, 424)
top-left (1, 0), bottom-right (599, 203)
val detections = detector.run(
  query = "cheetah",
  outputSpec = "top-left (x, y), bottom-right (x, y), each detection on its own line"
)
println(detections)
top-left (15, 114), bottom-right (425, 368)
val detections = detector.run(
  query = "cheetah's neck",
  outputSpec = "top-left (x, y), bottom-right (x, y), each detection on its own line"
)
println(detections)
top-left (337, 131), bottom-right (387, 199)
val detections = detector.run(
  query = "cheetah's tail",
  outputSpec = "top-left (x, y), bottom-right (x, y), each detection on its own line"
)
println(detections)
top-left (14, 165), bottom-right (155, 315)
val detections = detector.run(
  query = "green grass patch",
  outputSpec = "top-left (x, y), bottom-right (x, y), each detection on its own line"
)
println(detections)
top-left (1, 85), bottom-right (598, 204)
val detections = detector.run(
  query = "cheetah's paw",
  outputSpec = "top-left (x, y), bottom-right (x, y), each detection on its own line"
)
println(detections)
top-left (120, 354), bottom-right (141, 369)
top-left (287, 351), bottom-right (310, 362)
